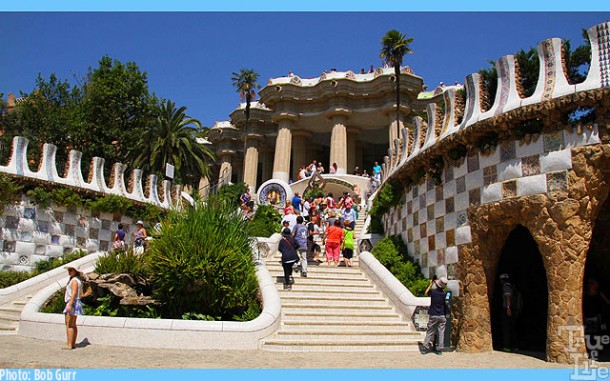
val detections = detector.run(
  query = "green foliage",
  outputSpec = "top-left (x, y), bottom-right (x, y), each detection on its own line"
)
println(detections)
top-left (448, 144), bottom-right (468, 161)
top-left (475, 131), bottom-right (500, 153)
top-left (478, 62), bottom-right (498, 111)
top-left (40, 290), bottom-right (66, 313)
top-left (127, 202), bottom-right (165, 224)
top-left (245, 204), bottom-right (282, 237)
top-left (563, 30), bottom-right (592, 85)
top-left (515, 48), bottom-right (540, 98)
top-left (217, 182), bottom-right (248, 208)
top-left (367, 215), bottom-right (385, 234)
top-left (88, 194), bottom-right (133, 214)
top-left (27, 187), bottom-right (53, 208)
top-left (94, 250), bottom-right (150, 279)
top-left (303, 187), bottom-right (325, 200)
top-left (146, 201), bottom-right (260, 320)
top-left (0, 271), bottom-right (31, 289)
top-left (0, 175), bottom-right (23, 212)
top-left (50, 187), bottom-right (84, 208)
top-left (371, 236), bottom-right (428, 297)
top-left (513, 118), bottom-right (544, 139)
top-left (33, 250), bottom-right (87, 276)
top-left (369, 181), bottom-right (403, 218)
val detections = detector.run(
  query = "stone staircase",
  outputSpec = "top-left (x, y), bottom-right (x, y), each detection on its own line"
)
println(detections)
top-left (0, 295), bottom-right (31, 335)
top-left (261, 210), bottom-right (425, 351)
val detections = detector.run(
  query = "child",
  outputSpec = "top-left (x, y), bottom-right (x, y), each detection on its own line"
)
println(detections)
top-left (342, 220), bottom-right (355, 267)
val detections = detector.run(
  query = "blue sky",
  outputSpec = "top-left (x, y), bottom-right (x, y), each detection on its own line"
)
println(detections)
top-left (1, 12), bottom-right (609, 127)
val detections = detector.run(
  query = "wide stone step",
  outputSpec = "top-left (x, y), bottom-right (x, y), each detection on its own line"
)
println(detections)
top-left (283, 311), bottom-right (402, 322)
top-left (261, 339), bottom-right (421, 352)
top-left (0, 320), bottom-right (19, 331)
top-left (273, 331), bottom-right (423, 341)
top-left (280, 293), bottom-right (387, 303)
top-left (281, 320), bottom-right (412, 329)
top-left (0, 310), bottom-right (21, 321)
top-left (282, 302), bottom-right (394, 312)
top-left (266, 262), bottom-right (362, 273)
top-left (271, 277), bottom-right (370, 287)
top-left (267, 271), bottom-right (366, 282)
top-left (276, 284), bottom-right (378, 293)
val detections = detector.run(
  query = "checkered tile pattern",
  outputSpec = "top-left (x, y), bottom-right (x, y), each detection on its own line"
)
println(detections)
top-left (383, 126), bottom-right (601, 279)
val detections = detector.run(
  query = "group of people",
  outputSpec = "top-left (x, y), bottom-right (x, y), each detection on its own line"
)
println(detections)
top-left (278, 190), bottom-right (358, 290)
top-left (296, 160), bottom-right (384, 183)
top-left (112, 220), bottom-right (148, 254)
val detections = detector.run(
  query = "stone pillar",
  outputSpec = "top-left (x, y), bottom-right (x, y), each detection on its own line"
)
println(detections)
top-left (272, 115), bottom-right (296, 183)
top-left (218, 154), bottom-right (233, 186)
top-left (328, 111), bottom-right (350, 175)
top-left (260, 149), bottom-right (272, 186)
top-left (243, 137), bottom-right (262, 192)
top-left (347, 127), bottom-right (360, 174)
top-left (292, 130), bottom-right (311, 181)
top-left (198, 176), bottom-right (210, 199)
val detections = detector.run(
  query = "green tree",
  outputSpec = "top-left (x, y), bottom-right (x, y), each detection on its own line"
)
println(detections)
top-left (478, 62), bottom-right (498, 111)
top-left (515, 48), bottom-right (540, 98)
top-left (231, 68), bottom-right (260, 184)
top-left (131, 99), bottom-right (215, 186)
top-left (563, 29), bottom-right (592, 84)
top-left (380, 30), bottom-right (414, 136)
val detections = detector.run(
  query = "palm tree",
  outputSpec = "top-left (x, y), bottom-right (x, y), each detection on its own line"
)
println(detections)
top-left (231, 68), bottom-right (260, 181)
top-left (380, 30), bottom-right (414, 140)
top-left (131, 99), bottom-right (215, 186)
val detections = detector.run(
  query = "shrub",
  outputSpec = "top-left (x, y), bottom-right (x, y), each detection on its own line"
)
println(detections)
top-left (303, 187), bottom-right (325, 200)
top-left (88, 194), bottom-right (133, 215)
top-left (33, 250), bottom-right (88, 275)
top-left (146, 201), bottom-right (260, 320)
top-left (245, 204), bottom-right (281, 237)
top-left (0, 271), bottom-right (31, 289)
top-left (94, 250), bottom-right (150, 279)
top-left (27, 187), bottom-right (53, 208)
top-left (127, 202), bottom-right (165, 224)
top-left (0, 175), bottom-right (22, 213)
top-left (369, 180), bottom-right (402, 218)
top-left (217, 182), bottom-right (248, 208)
top-left (367, 215), bottom-right (385, 234)
top-left (50, 187), bottom-right (84, 208)
top-left (371, 236), bottom-right (428, 297)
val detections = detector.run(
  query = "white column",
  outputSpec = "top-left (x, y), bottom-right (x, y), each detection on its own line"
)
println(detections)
top-left (272, 117), bottom-right (295, 182)
top-left (329, 114), bottom-right (348, 174)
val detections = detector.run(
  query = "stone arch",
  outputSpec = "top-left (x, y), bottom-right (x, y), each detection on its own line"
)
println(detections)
top-left (457, 143), bottom-right (610, 363)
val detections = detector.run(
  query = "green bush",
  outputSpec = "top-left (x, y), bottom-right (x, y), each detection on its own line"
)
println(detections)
top-left (371, 236), bottom-right (428, 297)
top-left (245, 204), bottom-right (281, 237)
top-left (217, 182), bottom-right (248, 208)
top-left (146, 200), bottom-right (260, 320)
top-left (303, 187), bottom-right (325, 200)
top-left (367, 215), bottom-right (385, 234)
top-left (27, 187), bottom-right (53, 208)
top-left (369, 180), bottom-right (402, 218)
top-left (94, 250), bottom-right (150, 279)
top-left (0, 175), bottom-right (22, 213)
top-left (40, 290), bottom-right (66, 313)
top-left (0, 271), bottom-right (31, 289)
top-left (127, 202), bottom-right (165, 224)
top-left (50, 187), bottom-right (84, 208)
top-left (88, 194), bottom-right (133, 214)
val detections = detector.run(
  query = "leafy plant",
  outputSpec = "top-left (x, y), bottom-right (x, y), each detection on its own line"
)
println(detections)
top-left (33, 250), bottom-right (88, 275)
top-left (367, 215), bottom-right (385, 235)
top-left (303, 187), bottom-right (325, 200)
top-left (127, 202), bottom-right (165, 224)
top-left (0, 174), bottom-right (22, 213)
top-left (217, 182), bottom-right (248, 209)
top-left (94, 250), bottom-right (150, 279)
top-left (0, 271), bottom-right (31, 289)
top-left (146, 200), bottom-right (260, 320)
top-left (50, 187), bottom-right (84, 208)
top-left (448, 144), bottom-right (468, 161)
top-left (245, 204), bottom-right (281, 237)
top-left (515, 47), bottom-right (540, 98)
top-left (369, 181), bottom-right (403, 218)
top-left (475, 132), bottom-right (500, 153)
top-left (371, 236), bottom-right (428, 297)
top-left (27, 187), bottom-right (53, 208)
top-left (87, 194), bottom-right (133, 214)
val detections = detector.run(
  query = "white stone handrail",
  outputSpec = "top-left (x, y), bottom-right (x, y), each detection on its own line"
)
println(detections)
top-left (359, 251), bottom-right (430, 319)
top-left (0, 136), bottom-right (176, 209)
top-left (383, 21), bottom-right (610, 177)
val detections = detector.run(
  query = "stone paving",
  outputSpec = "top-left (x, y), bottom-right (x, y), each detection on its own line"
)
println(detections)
top-left (0, 334), bottom-right (599, 369)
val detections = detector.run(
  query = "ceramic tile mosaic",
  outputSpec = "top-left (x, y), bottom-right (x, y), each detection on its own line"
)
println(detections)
top-left (112, 213), bottom-right (122, 222)
top-left (502, 180), bottom-right (517, 198)
top-left (547, 171), bottom-right (568, 192)
top-left (467, 154), bottom-right (480, 173)
top-left (437, 249), bottom-right (445, 265)
top-left (522, 155), bottom-right (541, 176)
top-left (456, 176), bottom-right (466, 193)
top-left (89, 228), bottom-right (99, 239)
top-left (427, 179), bottom-right (435, 191)
top-left (101, 219), bottom-right (111, 230)
top-left (3, 241), bottom-right (16, 252)
top-left (446, 230), bottom-right (456, 247)
top-left (457, 210), bottom-right (468, 227)
top-left (483, 165), bottom-right (497, 186)
top-left (427, 204), bottom-right (435, 220)
top-left (544, 132), bottom-right (564, 153)
top-left (54, 211), bottom-right (64, 223)
top-left (420, 223), bottom-right (427, 238)
top-left (413, 211), bottom-right (419, 225)
top-left (407, 201), bottom-right (412, 215)
top-left (445, 197), bottom-right (455, 214)
top-left (76, 237), bottom-right (86, 248)
top-left (419, 194), bottom-right (426, 210)
top-left (494, 57), bottom-right (511, 115)
top-left (413, 186), bottom-right (419, 198)
top-left (51, 235), bottom-right (60, 245)
top-left (541, 39), bottom-right (557, 101)
top-left (5, 216), bottom-right (19, 229)
top-left (37, 220), bottom-right (49, 233)
top-left (436, 186), bottom-right (444, 202)
top-left (64, 224), bottom-right (75, 236)
top-left (23, 208), bottom-right (36, 219)
top-left (469, 188), bottom-right (481, 206)
top-left (20, 231), bottom-right (32, 242)
top-left (598, 23), bottom-right (610, 87)
top-left (402, 218), bottom-right (407, 231)
top-left (422, 252), bottom-right (428, 268)
top-left (447, 263), bottom-right (457, 279)
top-left (35, 245), bottom-right (45, 255)
top-left (19, 256), bottom-right (29, 265)
top-left (436, 217), bottom-right (445, 233)
top-left (100, 241), bottom-right (110, 252)
top-left (428, 236), bottom-right (436, 251)
top-left (444, 166), bottom-right (454, 183)
top-left (500, 141), bottom-right (516, 161)
top-left (407, 228), bottom-right (413, 242)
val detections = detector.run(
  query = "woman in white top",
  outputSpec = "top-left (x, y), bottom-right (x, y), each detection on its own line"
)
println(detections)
top-left (63, 265), bottom-right (84, 350)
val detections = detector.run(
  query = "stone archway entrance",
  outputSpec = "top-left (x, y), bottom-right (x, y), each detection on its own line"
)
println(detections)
top-left (491, 225), bottom-right (548, 354)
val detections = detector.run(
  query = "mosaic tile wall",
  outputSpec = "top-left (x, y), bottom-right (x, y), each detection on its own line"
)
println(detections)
top-left (0, 197), bottom-right (134, 272)
top-left (382, 126), bottom-right (602, 280)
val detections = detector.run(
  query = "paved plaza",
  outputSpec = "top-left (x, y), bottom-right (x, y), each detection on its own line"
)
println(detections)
top-left (0, 334), bottom-right (595, 369)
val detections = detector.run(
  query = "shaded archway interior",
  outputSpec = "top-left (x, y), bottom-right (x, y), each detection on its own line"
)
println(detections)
top-left (491, 225), bottom-right (548, 353)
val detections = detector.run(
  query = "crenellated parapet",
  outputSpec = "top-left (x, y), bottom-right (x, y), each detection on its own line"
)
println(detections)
top-left (0, 136), bottom-right (177, 209)
top-left (382, 21), bottom-right (610, 178)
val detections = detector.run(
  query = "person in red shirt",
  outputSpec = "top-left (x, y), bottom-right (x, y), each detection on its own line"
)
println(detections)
top-left (323, 219), bottom-right (344, 267)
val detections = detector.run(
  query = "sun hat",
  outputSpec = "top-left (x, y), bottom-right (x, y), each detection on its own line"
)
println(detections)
top-left (136, 220), bottom-right (144, 226)
top-left (499, 273), bottom-right (510, 280)
top-left (436, 276), bottom-right (448, 288)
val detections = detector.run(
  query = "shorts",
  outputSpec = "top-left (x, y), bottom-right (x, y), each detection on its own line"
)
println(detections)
top-left (63, 299), bottom-right (84, 316)
top-left (325, 242), bottom-right (341, 261)
top-left (342, 248), bottom-right (354, 259)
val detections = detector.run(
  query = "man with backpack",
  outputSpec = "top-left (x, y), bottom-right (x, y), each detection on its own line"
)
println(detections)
top-left (278, 228), bottom-right (300, 290)
top-left (292, 216), bottom-right (309, 277)
top-left (499, 273), bottom-right (518, 352)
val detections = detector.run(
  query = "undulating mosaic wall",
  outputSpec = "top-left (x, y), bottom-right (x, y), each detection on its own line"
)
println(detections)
top-left (1, 197), bottom-right (135, 272)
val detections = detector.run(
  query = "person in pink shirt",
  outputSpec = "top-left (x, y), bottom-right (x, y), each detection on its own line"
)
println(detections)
top-left (323, 219), bottom-right (344, 267)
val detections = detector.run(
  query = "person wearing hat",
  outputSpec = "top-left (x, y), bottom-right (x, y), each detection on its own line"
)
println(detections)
top-left (132, 221), bottom-right (147, 254)
top-left (420, 276), bottom-right (449, 355)
top-left (63, 265), bottom-right (84, 350)
top-left (278, 227), bottom-right (300, 290)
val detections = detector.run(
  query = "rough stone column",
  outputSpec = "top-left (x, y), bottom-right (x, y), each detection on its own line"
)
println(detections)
top-left (260, 149), bottom-right (272, 186)
top-left (272, 115), bottom-right (297, 182)
top-left (328, 110), bottom-right (351, 174)
top-left (291, 130), bottom-right (312, 181)
top-left (243, 137), bottom-right (262, 192)
top-left (347, 127), bottom-right (360, 174)
top-left (218, 154), bottom-right (233, 186)
top-left (198, 176), bottom-right (210, 199)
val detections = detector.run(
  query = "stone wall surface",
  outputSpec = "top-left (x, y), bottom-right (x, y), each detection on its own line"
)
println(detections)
top-left (1, 197), bottom-right (134, 272)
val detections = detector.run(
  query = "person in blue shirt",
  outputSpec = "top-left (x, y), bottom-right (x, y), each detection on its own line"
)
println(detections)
top-left (372, 161), bottom-right (382, 181)
top-left (420, 276), bottom-right (448, 355)
top-left (292, 192), bottom-right (302, 214)
top-left (292, 216), bottom-right (309, 277)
